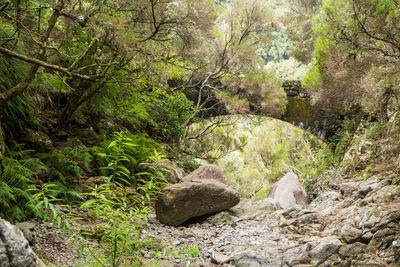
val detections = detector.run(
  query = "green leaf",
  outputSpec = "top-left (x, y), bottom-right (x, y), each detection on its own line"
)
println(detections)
top-left (80, 199), bottom-right (96, 208)
top-left (108, 140), bottom-right (118, 148)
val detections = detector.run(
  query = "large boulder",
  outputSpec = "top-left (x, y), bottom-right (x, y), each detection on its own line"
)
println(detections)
top-left (0, 218), bottom-right (45, 267)
top-left (268, 172), bottom-right (308, 209)
top-left (155, 165), bottom-right (240, 226)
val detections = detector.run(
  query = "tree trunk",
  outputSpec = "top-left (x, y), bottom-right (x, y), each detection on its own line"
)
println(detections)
top-left (58, 82), bottom-right (105, 127)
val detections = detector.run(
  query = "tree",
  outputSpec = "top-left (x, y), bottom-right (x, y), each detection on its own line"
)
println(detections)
top-left (175, 0), bottom-right (286, 125)
top-left (283, 0), bottom-right (321, 64)
top-left (303, 0), bottom-right (400, 119)
top-left (0, 0), bottom-right (216, 125)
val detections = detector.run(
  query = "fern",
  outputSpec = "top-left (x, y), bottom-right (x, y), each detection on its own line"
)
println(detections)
top-left (40, 148), bottom-right (92, 203)
top-left (0, 147), bottom-right (46, 221)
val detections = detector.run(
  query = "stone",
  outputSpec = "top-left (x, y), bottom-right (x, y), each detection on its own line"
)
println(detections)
top-left (0, 239), bottom-right (10, 267)
top-left (211, 251), bottom-right (231, 264)
top-left (362, 232), bottom-right (374, 243)
top-left (310, 236), bottom-right (342, 265)
top-left (0, 218), bottom-right (45, 267)
top-left (83, 176), bottom-right (110, 192)
top-left (361, 216), bottom-right (378, 229)
top-left (340, 225), bottom-right (362, 243)
top-left (232, 253), bottom-right (282, 267)
top-left (161, 162), bottom-right (185, 184)
top-left (284, 244), bottom-right (310, 265)
top-left (56, 137), bottom-right (86, 150)
top-left (155, 165), bottom-right (240, 226)
top-left (23, 129), bottom-right (54, 152)
top-left (338, 242), bottom-right (366, 258)
top-left (16, 222), bottom-right (36, 246)
top-left (268, 172), bottom-right (308, 209)
top-left (315, 191), bottom-right (341, 202)
top-left (183, 164), bottom-right (225, 183)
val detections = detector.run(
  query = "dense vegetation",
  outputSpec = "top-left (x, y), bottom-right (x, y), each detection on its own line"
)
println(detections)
top-left (0, 0), bottom-right (399, 265)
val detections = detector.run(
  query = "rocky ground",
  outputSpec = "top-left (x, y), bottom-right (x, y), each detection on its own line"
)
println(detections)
top-left (144, 174), bottom-right (400, 266)
top-left (15, 172), bottom-right (399, 266)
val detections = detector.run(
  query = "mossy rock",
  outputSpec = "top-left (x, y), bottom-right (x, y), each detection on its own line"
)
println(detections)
top-left (23, 129), bottom-right (54, 152)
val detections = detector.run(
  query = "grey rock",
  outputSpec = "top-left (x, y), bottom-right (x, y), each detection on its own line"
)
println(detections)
top-left (338, 242), bottom-right (366, 258)
top-left (310, 236), bottom-right (341, 265)
top-left (233, 253), bottom-right (282, 267)
top-left (268, 172), bottom-right (308, 209)
top-left (340, 182), bottom-right (358, 196)
top-left (284, 244), bottom-right (310, 265)
top-left (361, 216), bottom-right (378, 229)
top-left (0, 239), bottom-right (10, 267)
top-left (16, 222), bottom-right (36, 246)
top-left (362, 231), bottom-right (374, 243)
top-left (374, 228), bottom-right (396, 239)
top-left (312, 191), bottom-right (341, 203)
top-left (340, 225), bottom-right (362, 243)
top-left (211, 251), bottom-right (231, 264)
top-left (0, 218), bottom-right (44, 267)
top-left (137, 161), bottom-right (185, 184)
top-left (183, 164), bottom-right (225, 183)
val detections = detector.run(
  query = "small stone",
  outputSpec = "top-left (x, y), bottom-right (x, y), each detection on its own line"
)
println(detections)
top-left (362, 216), bottom-right (378, 229)
top-left (211, 251), bottom-right (231, 264)
top-left (340, 225), bottom-right (362, 243)
top-left (361, 232), bottom-right (374, 243)
top-left (310, 236), bottom-right (341, 265)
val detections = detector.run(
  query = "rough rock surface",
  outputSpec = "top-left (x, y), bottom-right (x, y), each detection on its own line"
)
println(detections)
top-left (155, 165), bottom-right (240, 226)
top-left (0, 218), bottom-right (45, 267)
top-left (146, 174), bottom-right (400, 266)
top-left (267, 172), bottom-right (308, 209)
top-left (23, 129), bottom-right (54, 152)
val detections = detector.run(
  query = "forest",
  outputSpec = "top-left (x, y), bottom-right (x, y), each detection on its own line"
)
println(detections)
top-left (0, 0), bottom-right (399, 266)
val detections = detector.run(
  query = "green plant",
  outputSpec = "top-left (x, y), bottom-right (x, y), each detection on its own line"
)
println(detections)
top-left (38, 148), bottom-right (91, 203)
top-left (135, 151), bottom-right (168, 203)
top-left (46, 148), bottom-right (92, 181)
top-left (365, 121), bottom-right (386, 140)
top-left (176, 155), bottom-right (201, 173)
top-left (168, 245), bottom-right (201, 263)
top-left (0, 146), bottom-right (46, 221)
top-left (29, 183), bottom-right (72, 235)
top-left (73, 183), bottom-right (151, 267)
top-left (94, 132), bottom-right (157, 186)
top-left (0, 48), bottom-right (40, 136)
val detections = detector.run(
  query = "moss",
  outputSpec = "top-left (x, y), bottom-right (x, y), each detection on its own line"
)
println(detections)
top-left (284, 97), bottom-right (314, 128)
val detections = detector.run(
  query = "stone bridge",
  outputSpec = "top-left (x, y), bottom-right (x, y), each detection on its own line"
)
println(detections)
top-left (187, 80), bottom-right (342, 141)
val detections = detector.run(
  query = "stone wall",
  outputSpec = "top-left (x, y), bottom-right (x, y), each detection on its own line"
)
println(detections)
top-left (282, 80), bottom-right (342, 140)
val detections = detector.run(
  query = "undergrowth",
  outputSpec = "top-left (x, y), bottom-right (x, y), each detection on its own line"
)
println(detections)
top-left (0, 146), bottom-right (46, 221)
